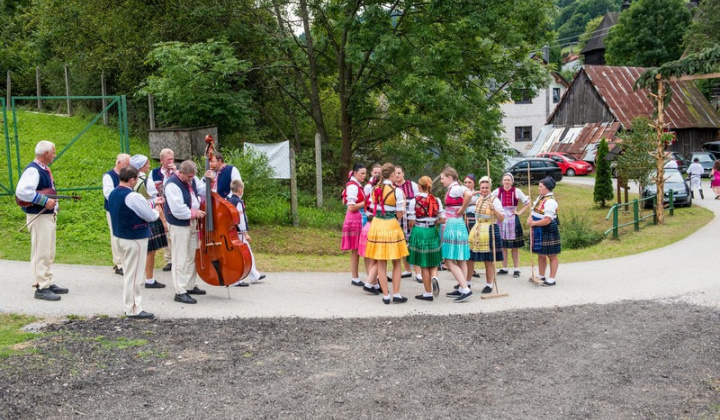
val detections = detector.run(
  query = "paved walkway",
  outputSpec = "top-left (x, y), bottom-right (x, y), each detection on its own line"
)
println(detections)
top-left (2, 178), bottom-right (719, 319)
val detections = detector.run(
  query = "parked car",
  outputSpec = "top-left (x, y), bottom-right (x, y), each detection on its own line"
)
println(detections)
top-left (537, 152), bottom-right (593, 176)
top-left (701, 141), bottom-right (720, 160)
top-left (684, 151), bottom-right (716, 177)
top-left (504, 157), bottom-right (563, 184)
top-left (642, 169), bottom-right (692, 209)
top-left (665, 152), bottom-right (688, 174)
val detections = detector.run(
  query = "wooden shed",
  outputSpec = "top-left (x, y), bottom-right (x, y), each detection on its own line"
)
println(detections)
top-left (547, 66), bottom-right (720, 155)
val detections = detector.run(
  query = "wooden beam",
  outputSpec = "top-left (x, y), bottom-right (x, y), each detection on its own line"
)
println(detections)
top-left (670, 73), bottom-right (720, 82)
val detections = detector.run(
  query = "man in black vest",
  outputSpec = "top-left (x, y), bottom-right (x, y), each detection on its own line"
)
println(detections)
top-left (16, 140), bottom-right (68, 301)
top-left (108, 166), bottom-right (159, 319)
top-left (164, 160), bottom-right (208, 304)
top-left (209, 152), bottom-right (242, 199)
top-left (103, 153), bottom-right (130, 275)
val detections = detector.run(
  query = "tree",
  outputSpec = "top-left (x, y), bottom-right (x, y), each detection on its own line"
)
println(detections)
top-left (594, 138), bottom-right (614, 207)
top-left (139, 39), bottom-right (255, 134)
top-left (684, 0), bottom-right (720, 54)
top-left (556, 0), bottom-right (621, 42)
top-left (615, 117), bottom-right (656, 192)
top-left (605, 0), bottom-right (691, 67)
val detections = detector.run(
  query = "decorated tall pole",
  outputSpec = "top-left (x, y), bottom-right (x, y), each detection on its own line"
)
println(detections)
top-left (654, 75), bottom-right (667, 225)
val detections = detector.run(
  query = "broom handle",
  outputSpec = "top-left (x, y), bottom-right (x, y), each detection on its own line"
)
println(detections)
top-left (528, 166), bottom-right (536, 282)
top-left (487, 159), bottom-right (499, 294)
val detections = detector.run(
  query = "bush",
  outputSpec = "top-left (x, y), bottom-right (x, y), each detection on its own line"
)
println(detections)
top-left (559, 214), bottom-right (605, 250)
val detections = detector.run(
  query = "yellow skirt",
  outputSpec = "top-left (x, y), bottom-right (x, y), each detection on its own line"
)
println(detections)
top-left (364, 217), bottom-right (409, 261)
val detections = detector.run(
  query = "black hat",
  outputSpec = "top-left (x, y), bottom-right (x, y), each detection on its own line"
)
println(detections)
top-left (540, 176), bottom-right (556, 191)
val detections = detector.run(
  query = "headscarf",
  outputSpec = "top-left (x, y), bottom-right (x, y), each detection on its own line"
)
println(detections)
top-left (540, 176), bottom-right (556, 191)
top-left (130, 154), bottom-right (148, 170)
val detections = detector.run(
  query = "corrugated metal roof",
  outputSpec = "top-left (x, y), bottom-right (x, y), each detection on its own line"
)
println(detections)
top-left (584, 65), bottom-right (720, 129)
top-left (554, 122), bottom-right (621, 157)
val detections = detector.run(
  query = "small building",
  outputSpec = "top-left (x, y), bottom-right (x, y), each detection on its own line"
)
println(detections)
top-left (580, 12), bottom-right (620, 66)
top-left (532, 66), bottom-right (720, 159)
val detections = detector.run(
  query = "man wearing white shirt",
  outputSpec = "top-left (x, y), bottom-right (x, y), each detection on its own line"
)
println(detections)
top-left (164, 160), bottom-right (209, 304)
top-left (103, 153), bottom-right (130, 275)
top-left (16, 140), bottom-right (68, 301)
top-left (687, 157), bottom-right (704, 199)
top-left (209, 151), bottom-right (242, 199)
top-left (108, 166), bottom-right (160, 319)
top-left (151, 148), bottom-right (176, 271)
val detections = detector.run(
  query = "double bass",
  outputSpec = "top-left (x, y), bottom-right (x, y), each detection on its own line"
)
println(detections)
top-left (195, 135), bottom-right (252, 286)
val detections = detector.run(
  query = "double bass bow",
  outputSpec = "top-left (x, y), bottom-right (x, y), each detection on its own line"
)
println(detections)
top-left (195, 135), bottom-right (252, 287)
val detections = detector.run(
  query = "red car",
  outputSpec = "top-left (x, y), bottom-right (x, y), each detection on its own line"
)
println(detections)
top-left (537, 152), bottom-right (593, 176)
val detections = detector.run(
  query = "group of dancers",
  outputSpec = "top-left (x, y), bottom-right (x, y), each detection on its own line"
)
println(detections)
top-left (341, 162), bottom-right (561, 304)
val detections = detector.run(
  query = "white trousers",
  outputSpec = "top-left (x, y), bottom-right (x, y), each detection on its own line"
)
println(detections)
top-left (242, 235), bottom-right (262, 282)
top-left (106, 211), bottom-right (123, 269)
top-left (28, 213), bottom-right (56, 289)
top-left (690, 177), bottom-right (702, 191)
top-left (116, 237), bottom-right (148, 316)
top-left (168, 222), bottom-right (198, 295)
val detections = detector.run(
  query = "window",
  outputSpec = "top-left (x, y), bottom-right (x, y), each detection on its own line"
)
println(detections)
top-left (531, 160), bottom-right (546, 168)
top-left (515, 126), bottom-right (532, 142)
top-left (553, 88), bottom-right (561, 103)
top-left (513, 89), bottom-right (532, 104)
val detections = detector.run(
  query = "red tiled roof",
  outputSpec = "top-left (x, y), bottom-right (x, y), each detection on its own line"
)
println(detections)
top-left (584, 65), bottom-right (720, 129)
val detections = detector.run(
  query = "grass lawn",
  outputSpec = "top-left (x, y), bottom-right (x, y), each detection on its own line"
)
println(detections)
top-left (0, 111), bottom-right (714, 272)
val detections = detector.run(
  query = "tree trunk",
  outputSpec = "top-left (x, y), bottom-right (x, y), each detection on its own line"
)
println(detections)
top-left (655, 78), bottom-right (666, 225)
top-left (298, 0), bottom-right (330, 147)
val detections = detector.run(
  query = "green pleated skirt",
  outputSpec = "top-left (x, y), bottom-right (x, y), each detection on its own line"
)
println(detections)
top-left (408, 225), bottom-right (442, 268)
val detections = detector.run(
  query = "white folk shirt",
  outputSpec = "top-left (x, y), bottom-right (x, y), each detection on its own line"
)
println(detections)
top-left (164, 176), bottom-right (206, 221)
top-left (492, 187), bottom-right (531, 208)
top-left (407, 192), bottom-right (444, 223)
top-left (531, 192), bottom-right (558, 221)
top-left (102, 169), bottom-right (120, 200)
top-left (369, 180), bottom-right (405, 213)
top-left (687, 162), bottom-right (704, 179)
top-left (119, 186), bottom-right (160, 223)
top-left (344, 176), bottom-right (361, 206)
top-left (445, 182), bottom-right (469, 219)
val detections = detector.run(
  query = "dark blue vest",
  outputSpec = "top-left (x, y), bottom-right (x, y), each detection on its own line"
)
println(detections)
top-left (22, 162), bottom-right (54, 214)
top-left (228, 194), bottom-right (249, 232)
top-left (163, 174), bottom-right (197, 227)
top-left (103, 169), bottom-right (120, 211)
top-left (215, 165), bottom-right (236, 198)
top-left (151, 167), bottom-right (166, 183)
top-left (108, 187), bottom-right (151, 240)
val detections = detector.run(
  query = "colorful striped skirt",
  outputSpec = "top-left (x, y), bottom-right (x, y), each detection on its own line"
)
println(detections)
top-left (441, 217), bottom-right (470, 261)
top-left (500, 213), bottom-right (525, 249)
top-left (358, 221), bottom-right (372, 257)
top-left (469, 222), bottom-right (503, 262)
top-left (341, 210), bottom-right (363, 251)
top-left (364, 215), bottom-right (409, 261)
top-left (531, 216), bottom-right (561, 256)
top-left (408, 225), bottom-right (442, 268)
top-left (147, 219), bottom-right (168, 253)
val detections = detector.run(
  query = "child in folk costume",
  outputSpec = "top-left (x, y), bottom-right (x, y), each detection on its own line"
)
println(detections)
top-left (468, 176), bottom-right (505, 294)
top-left (463, 174), bottom-right (482, 285)
top-left (364, 163), bottom-right (410, 304)
top-left (394, 165), bottom-right (420, 281)
top-left (494, 173), bottom-right (530, 278)
top-left (440, 167), bottom-right (474, 302)
top-left (407, 176), bottom-right (444, 301)
top-left (129, 154), bottom-right (167, 289)
top-left (228, 179), bottom-right (266, 287)
top-left (527, 176), bottom-right (561, 287)
top-left (341, 163), bottom-right (368, 287)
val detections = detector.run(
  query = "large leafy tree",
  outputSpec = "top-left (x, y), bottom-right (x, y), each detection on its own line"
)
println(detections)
top-left (684, 0), bottom-right (720, 54)
top-left (605, 0), bottom-right (691, 67)
top-left (556, 0), bottom-right (621, 42)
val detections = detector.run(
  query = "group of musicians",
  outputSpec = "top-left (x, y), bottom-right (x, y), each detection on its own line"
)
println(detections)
top-left (17, 141), bottom-right (262, 320)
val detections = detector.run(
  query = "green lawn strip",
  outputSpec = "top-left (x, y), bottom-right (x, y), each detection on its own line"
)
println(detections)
top-left (0, 314), bottom-right (38, 358)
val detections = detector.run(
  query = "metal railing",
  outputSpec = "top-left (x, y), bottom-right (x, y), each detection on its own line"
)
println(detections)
top-left (604, 191), bottom-right (676, 239)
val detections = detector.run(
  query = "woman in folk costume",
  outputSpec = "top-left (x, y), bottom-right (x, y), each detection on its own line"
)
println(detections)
top-left (468, 176), bottom-right (505, 294)
top-left (341, 163), bottom-right (368, 287)
top-left (439, 167), bottom-right (474, 302)
top-left (463, 174), bottom-right (482, 286)
top-left (527, 176), bottom-right (561, 287)
top-left (407, 176), bottom-right (444, 301)
top-left (360, 167), bottom-right (383, 294)
top-left (394, 165), bottom-right (420, 281)
top-left (364, 163), bottom-right (410, 304)
top-left (494, 173), bottom-right (530, 278)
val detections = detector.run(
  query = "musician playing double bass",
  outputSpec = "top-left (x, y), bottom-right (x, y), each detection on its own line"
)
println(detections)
top-left (164, 160), bottom-right (213, 304)
top-left (16, 140), bottom-right (69, 302)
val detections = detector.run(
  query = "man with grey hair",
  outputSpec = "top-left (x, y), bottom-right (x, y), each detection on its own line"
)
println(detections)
top-left (151, 148), bottom-right (176, 272)
top-left (164, 160), bottom-right (210, 304)
top-left (103, 153), bottom-right (131, 275)
top-left (16, 140), bottom-right (69, 301)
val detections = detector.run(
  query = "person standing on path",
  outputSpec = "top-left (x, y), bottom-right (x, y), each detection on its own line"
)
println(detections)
top-left (394, 166), bottom-right (420, 281)
top-left (687, 157), bottom-right (704, 200)
top-left (164, 160), bottom-right (208, 304)
top-left (710, 160), bottom-right (720, 199)
top-left (407, 176), bottom-right (444, 301)
top-left (16, 140), bottom-right (69, 301)
top-left (494, 173), bottom-right (530, 278)
top-left (227, 179), bottom-right (266, 287)
top-left (341, 163), bottom-right (367, 287)
top-left (151, 148), bottom-right (176, 272)
top-left (527, 177), bottom-right (561, 287)
top-left (463, 174), bottom-right (481, 286)
top-left (103, 153), bottom-right (130, 275)
top-left (440, 167), bottom-right (474, 302)
top-left (468, 176), bottom-right (505, 294)
top-left (108, 166), bottom-right (160, 319)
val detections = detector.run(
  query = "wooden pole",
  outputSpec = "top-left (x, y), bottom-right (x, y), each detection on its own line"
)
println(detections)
top-left (527, 165), bottom-right (541, 284)
top-left (482, 159), bottom-right (509, 299)
top-left (36, 67), bottom-right (41, 110)
top-left (148, 94), bottom-right (156, 130)
top-left (101, 72), bottom-right (109, 126)
top-left (655, 77), bottom-right (666, 225)
top-left (64, 64), bottom-right (72, 116)
top-left (290, 146), bottom-right (299, 227)
top-left (315, 132), bottom-right (323, 208)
